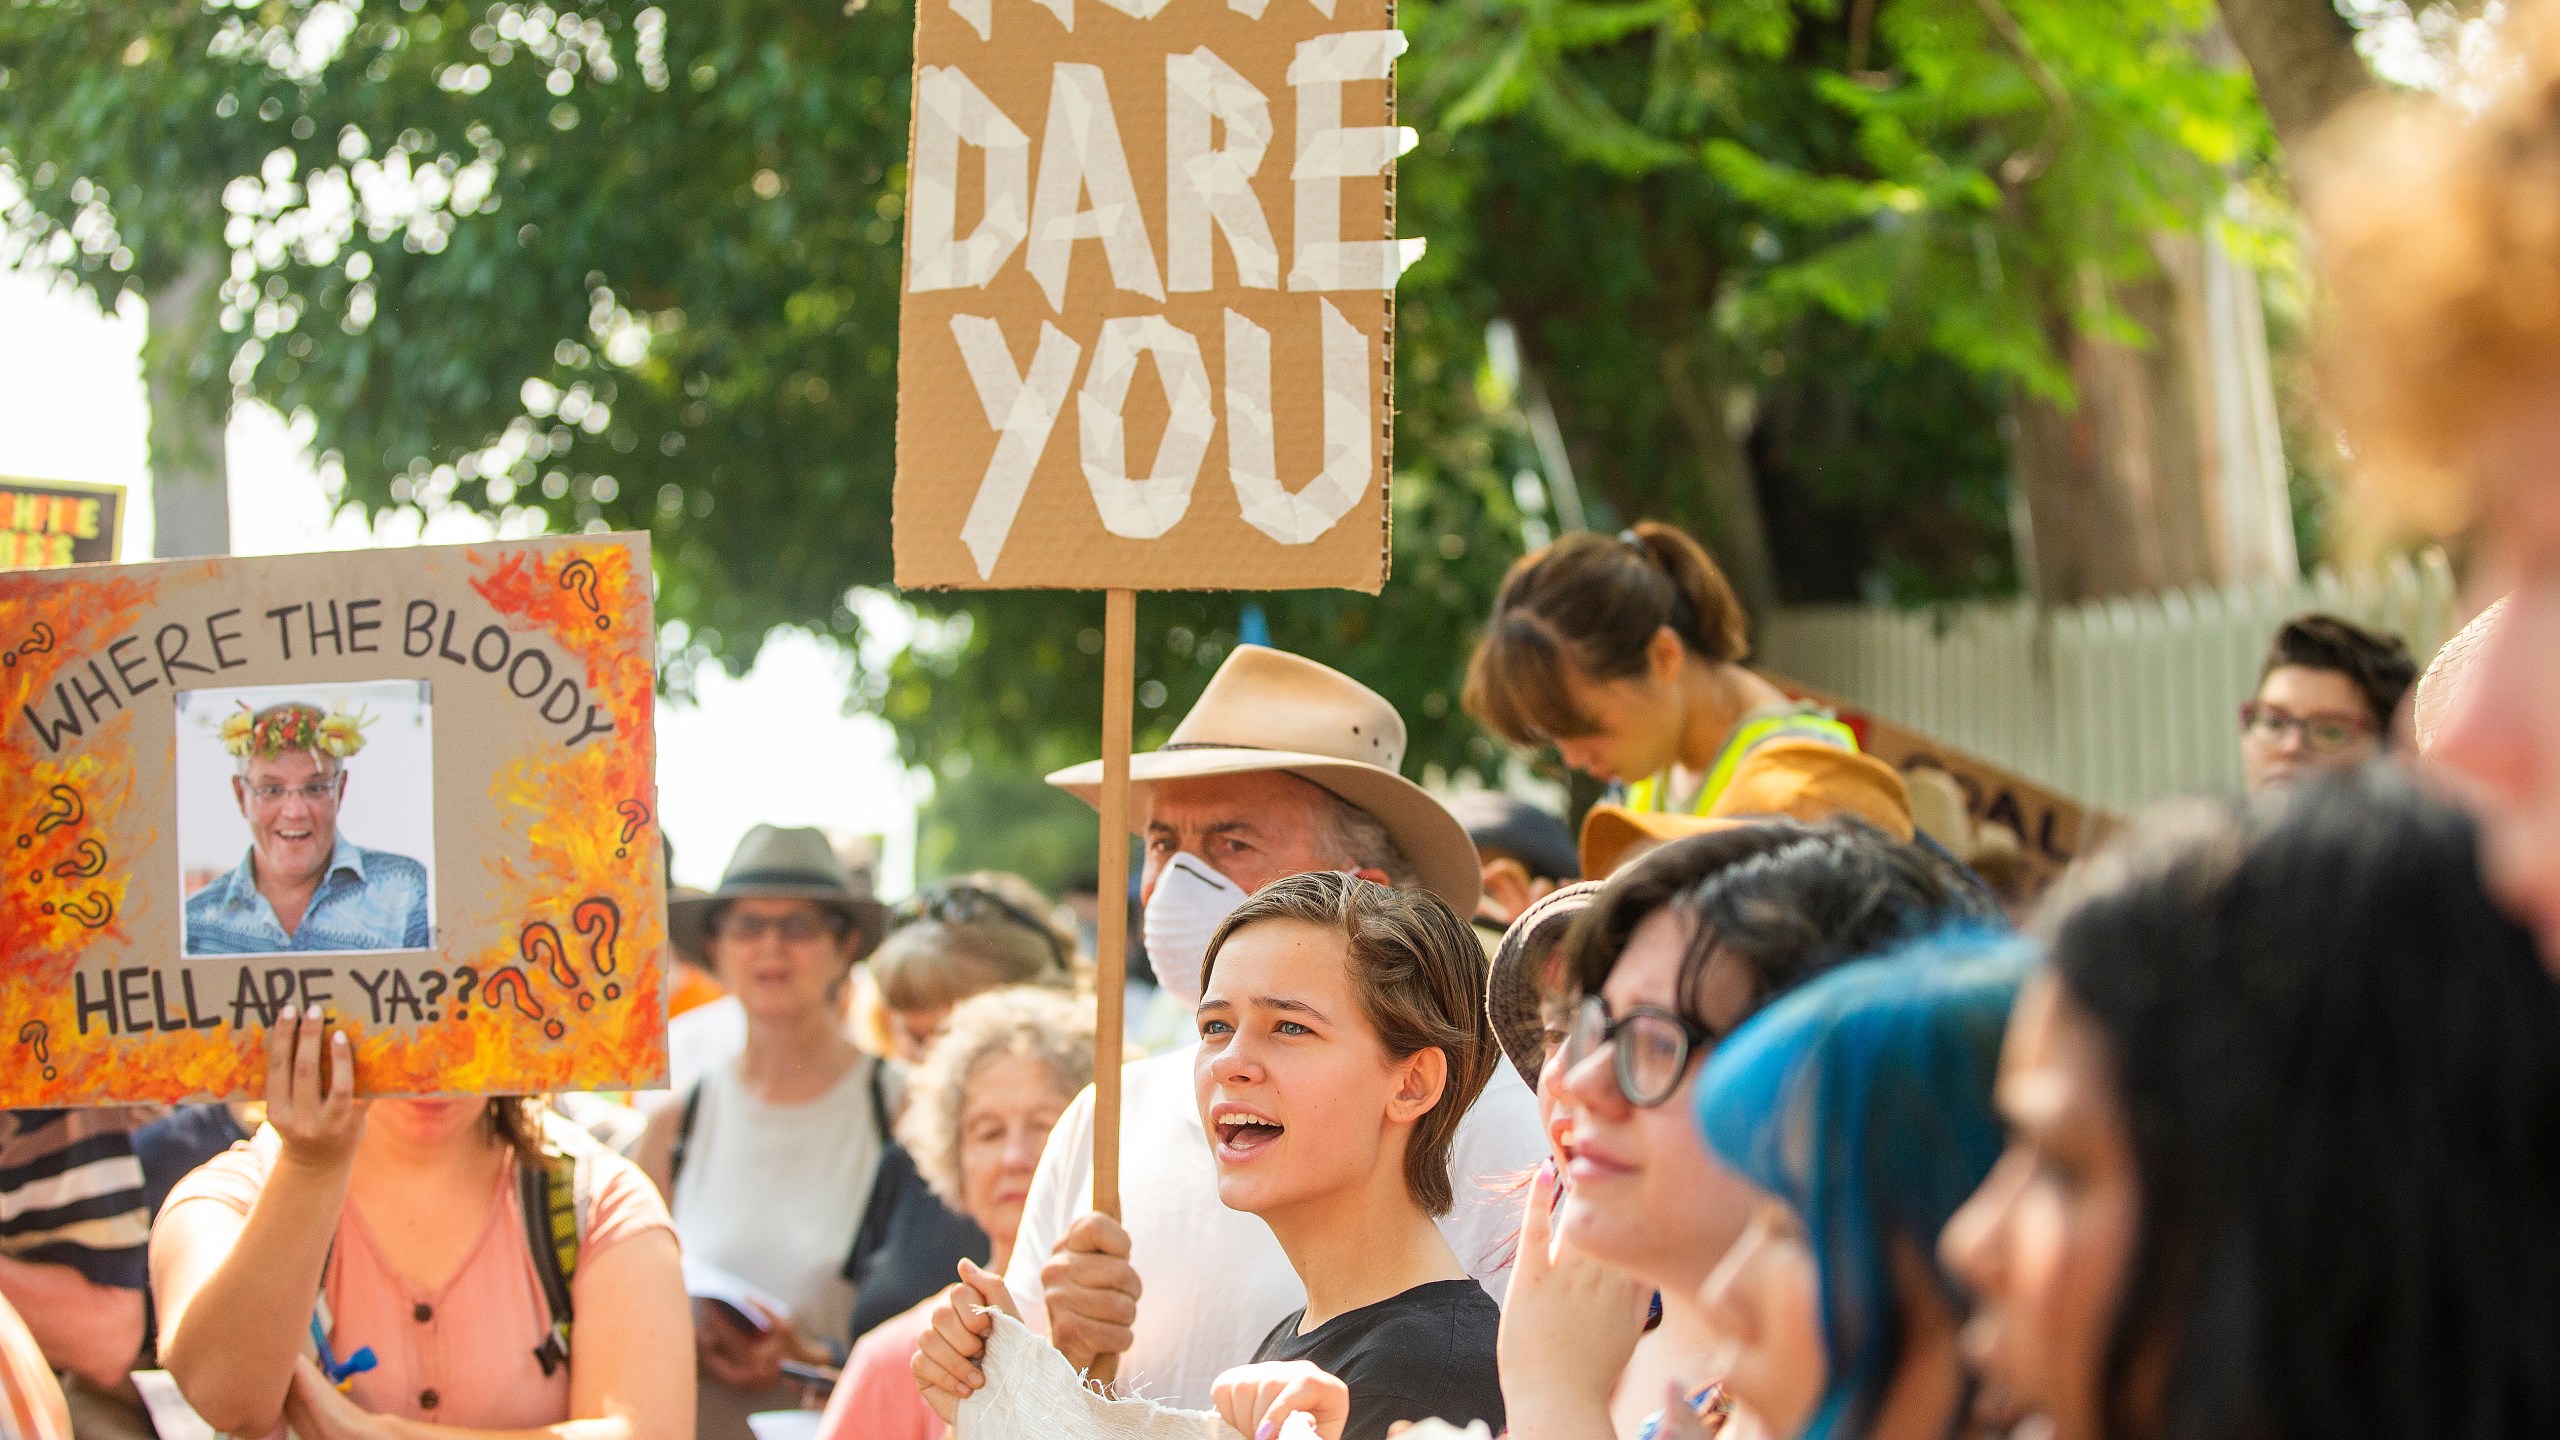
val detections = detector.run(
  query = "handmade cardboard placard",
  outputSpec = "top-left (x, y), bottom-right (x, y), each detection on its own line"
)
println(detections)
top-left (892, 0), bottom-right (1405, 593)
top-left (0, 535), bottom-right (665, 1105)
top-left (1771, 675), bottom-right (2118, 897)
top-left (0, 477), bottom-right (125, 572)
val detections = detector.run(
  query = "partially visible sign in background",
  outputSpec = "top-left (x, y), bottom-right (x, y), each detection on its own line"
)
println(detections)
top-left (0, 477), bottom-right (124, 571)
top-left (892, 0), bottom-right (1412, 594)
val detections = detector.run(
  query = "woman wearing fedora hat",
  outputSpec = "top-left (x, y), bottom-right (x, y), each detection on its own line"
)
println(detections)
top-left (635, 826), bottom-right (893, 1440)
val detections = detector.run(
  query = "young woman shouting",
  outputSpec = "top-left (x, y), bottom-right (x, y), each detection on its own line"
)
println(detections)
top-left (1200, 872), bottom-right (1508, 1440)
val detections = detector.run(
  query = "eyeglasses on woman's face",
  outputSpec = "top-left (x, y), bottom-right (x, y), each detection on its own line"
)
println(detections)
top-left (2238, 701), bottom-right (2372, 755)
top-left (1562, 993), bottom-right (1721, 1108)
top-left (711, 908), bottom-right (849, 945)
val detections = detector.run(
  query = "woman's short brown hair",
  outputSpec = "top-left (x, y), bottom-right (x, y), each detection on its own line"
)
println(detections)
top-left (1200, 873), bottom-right (1496, 1216)
top-left (1463, 521), bottom-right (1749, 748)
top-left (873, 872), bottom-right (1077, 1013)
top-left (2309, 2), bottom-right (2560, 539)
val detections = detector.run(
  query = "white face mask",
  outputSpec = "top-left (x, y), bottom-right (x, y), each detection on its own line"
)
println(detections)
top-left (1141, 851), bottom-right (1249, 1012)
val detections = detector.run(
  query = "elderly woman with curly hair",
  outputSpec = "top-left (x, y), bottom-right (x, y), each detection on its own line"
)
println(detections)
top-left (812, 989), bottom-right (1096, 1440)
top-left (2308, 1), bottom-right (2560, 965)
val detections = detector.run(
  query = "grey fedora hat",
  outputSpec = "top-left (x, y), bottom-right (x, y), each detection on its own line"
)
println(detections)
top-left (668, 824), bottom-right (887, 964)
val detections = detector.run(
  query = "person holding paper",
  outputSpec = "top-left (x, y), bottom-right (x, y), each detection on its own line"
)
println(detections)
top-left (636, 826), bottom-right (902, 1440)
top-left (149, 1010), bottom-right (691, 1440)
top-left (912, 646), bottom-right (1545, 1411)
top-left (184, 703), bottom-right (430, 956)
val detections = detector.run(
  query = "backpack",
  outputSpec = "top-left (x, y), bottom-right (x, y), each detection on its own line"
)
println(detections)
top-left (522, 1110), bottom-right (604, 1377)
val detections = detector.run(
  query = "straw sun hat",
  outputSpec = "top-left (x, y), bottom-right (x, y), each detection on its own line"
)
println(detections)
top-left (1047, 645), bottom-right (1484, 917)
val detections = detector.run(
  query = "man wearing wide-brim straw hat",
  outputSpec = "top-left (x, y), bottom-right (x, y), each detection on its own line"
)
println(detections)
top-left (912, 646), bottom-right (1545, 1415)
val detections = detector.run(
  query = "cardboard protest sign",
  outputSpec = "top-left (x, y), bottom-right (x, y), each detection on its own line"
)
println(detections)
top-left (0, 535), bottom-right (665, 1105)
top-left (1769, 675), bottom-right (2120, 898)
top-left (0, 477), bottom-right (124, 572)
top-left (892, 0), bottom-right (1407, 593)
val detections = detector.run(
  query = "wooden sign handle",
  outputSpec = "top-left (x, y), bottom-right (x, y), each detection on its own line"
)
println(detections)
top-left (1087, 587), bottom-right (1137, 1388)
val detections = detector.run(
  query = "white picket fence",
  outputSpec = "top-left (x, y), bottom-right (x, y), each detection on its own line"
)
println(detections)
top-left (1758, 552), bottom-right (2461, 815)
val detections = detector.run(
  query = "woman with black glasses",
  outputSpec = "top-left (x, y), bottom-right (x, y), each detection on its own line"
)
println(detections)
top-left (635, 827), bottom-right (892, 1440)
top-left (1500, 820), bottom-right (1997, 1440)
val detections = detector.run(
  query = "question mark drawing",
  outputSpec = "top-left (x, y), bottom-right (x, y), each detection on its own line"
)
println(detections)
top-left (573, 896), bottom-right (623, 1001)
top-left (2, 622), bottom-right (56, 669)
top-left (558, 559), bottom-right (610, 630)
top-left (49, 838), bottom-right (106, 880)
top-left (15, 1021), bottom-right (54, 1082)
top-left (613, 799), bottom-right (650, 859)
top-left (482, 967), bottom-right (564, 1039)
top-left (419, 970), bottom-right (450, 1022)
top-left (521, 921), bottom-right (591, 1011)
top-left (17, 784), bottom-right (82, 849)
top-left (59, 892), bottom-right (113, 929)
top-left (453, 966), bottom-right (480, 1011)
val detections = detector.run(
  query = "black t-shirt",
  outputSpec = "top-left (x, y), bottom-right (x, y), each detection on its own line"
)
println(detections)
top-left (1253, 1279), bottom-right (1506, 1440)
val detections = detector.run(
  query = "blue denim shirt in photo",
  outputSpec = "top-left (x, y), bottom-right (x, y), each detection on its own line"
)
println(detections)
top-left (183, 837), bottom-right (432, 954)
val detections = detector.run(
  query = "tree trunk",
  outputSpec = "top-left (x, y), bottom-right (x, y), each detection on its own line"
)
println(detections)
top-left (142, 250), bottom-right (231, 558)
top-left (1657, 340), bottom-right (1782, 628)
top-left (2217, 0), bottom-right (2372, 153)
top-left (2009, 233), bottom-right (2296, 604)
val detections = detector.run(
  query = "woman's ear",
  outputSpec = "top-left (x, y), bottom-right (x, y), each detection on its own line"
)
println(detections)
top-left (1648, 624), bottom-right (1686, 685)
top-left (1387, 1046), bottom-right (1450, 1124)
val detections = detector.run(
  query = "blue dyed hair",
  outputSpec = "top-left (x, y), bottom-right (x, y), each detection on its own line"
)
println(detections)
top-left (1695, 928), bottom-right (2029, 1440)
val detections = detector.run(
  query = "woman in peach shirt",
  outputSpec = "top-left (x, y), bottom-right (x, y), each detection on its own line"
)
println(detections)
top-left (150, 1008), bottom-right (691, 1440)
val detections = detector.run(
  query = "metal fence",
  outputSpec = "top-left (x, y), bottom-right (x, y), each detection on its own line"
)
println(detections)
top-left (1758, 551), bottom-right (2462, 814)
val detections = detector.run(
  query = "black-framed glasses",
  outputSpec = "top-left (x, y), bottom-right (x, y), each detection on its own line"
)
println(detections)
top-left (2238, 701), bottom-right (2372, 755)
top-left (893, 883), bottom-right (1070, 965)
top-left (1562, 994), bottom-right (1721, 1108)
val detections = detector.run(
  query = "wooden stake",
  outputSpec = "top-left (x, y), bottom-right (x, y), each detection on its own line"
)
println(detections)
top-left (1087, 587), bottom-right (1137, 1387)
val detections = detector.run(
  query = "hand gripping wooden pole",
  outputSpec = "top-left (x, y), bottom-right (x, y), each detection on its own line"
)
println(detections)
top-left (1086, 587), bottom-right (1137, 1388)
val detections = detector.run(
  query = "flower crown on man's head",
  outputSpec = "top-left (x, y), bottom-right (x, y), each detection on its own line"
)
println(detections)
top-left (220, 703), bottom-right (370, 760)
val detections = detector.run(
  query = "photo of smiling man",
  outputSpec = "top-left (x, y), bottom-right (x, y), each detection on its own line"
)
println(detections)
top-left (180, 684), bottom-right (436, 956)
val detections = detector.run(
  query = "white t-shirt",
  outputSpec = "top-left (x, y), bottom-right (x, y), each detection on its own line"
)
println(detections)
top-left (670, 1054), bottom-right (886, 1341)
top-left (1002, 1041), bottom-right (1546, 1410)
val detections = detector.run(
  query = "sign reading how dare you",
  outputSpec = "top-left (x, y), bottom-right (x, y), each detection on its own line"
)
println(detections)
top-left (894, 0), bottom-right (1412, 592)
top-left (0, 536), bottom-right (665, 1105)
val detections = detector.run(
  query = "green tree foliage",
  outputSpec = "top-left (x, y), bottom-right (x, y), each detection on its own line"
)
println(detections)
top-left (1, 0), bottom-right (2265, 799)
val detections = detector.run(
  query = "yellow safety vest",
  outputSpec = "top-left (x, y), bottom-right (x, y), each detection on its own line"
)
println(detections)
top-left (1624, 706), bottom-right (1860, 816)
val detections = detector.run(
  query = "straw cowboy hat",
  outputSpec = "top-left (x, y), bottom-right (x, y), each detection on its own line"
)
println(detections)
top-left (668, 824), bottom-right (888, 964)
top-left (1484, 880), bottom-right (1605, 1088)
top-left (1048, 645), bottom-right (1483, 916)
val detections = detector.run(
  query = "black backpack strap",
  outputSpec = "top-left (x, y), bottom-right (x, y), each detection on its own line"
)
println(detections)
top-left (667, 1079), bottom-right (705, 1191)
top-left (520, 1140), bottom-right (581, 1377)
top-left (866, 1056), bottom-right (892, 1140)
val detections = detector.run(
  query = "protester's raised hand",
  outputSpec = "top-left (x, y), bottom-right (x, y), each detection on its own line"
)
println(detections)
top-left (1042, 1211), bottom-right (1141, 1373)
top-left (266, 1005), bottom-right (365, 1172)
top-left (912, 1257), bottom-right (1018, 1423)
top-left (1211, 1360), bottom-right (1349, 1440)
top-left (1495, 1161), bottom-right (1651, 1436)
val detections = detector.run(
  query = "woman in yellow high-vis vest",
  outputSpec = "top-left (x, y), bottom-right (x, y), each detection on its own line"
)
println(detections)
top-left (1462, 522), bottom-right (1857, 815)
